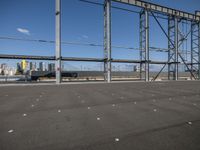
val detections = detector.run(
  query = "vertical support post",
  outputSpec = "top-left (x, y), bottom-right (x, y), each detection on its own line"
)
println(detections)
top-left (55, 0), bottom-right (61, 84)
top-left (104, 0), bottom-right (111, 83)
top-left (168, 16), bottom-right (174, 80)
top-left (198, 22), bottom-right (200, 79)
top-left (139, 11), bottom-right (144, 80)
top-left (145, 9), bottom-right (149, 81)
top-left (191, 21), bottom-right (200, 80)
top-left (191, 23), bottom-right (193, 80)
top-left (174, 17), bottom-right (178, 80)
top-left (139, 9), bottom-right (149, 81)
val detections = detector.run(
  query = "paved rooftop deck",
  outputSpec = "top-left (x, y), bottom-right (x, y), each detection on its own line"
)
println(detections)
top-left (0, 81), bottom-right (200, 150)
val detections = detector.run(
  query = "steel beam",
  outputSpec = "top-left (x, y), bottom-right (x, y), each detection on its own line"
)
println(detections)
top-left (113, 0), bottom-right (200, 21)
top-left (0, 54), bottom-right (172, 64)
top-left (104, 0), bottom-right (111, 83)
top-left (55, 0), bottom-right (61, 84)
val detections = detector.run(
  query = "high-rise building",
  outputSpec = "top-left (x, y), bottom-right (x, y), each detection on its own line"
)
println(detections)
top-left (48, 63), bottom-right (55, 72)
top-left (43, 62), bottom-right (46, 71)
top-left (21, 60), bottom-right (28, 70)
top-left (39, 62), bottom-right (43, 71)
top-left (30, 62), bottom-right (33, 71)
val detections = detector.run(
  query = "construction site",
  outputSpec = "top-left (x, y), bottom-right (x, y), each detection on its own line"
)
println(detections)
top-left (0, 0), bottom-right (200, 150)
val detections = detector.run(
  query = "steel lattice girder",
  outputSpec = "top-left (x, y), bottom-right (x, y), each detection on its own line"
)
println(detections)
top-left (191, 22), bottom-right (200, 79)
top-left (113, 0), bottom-right (200, 21)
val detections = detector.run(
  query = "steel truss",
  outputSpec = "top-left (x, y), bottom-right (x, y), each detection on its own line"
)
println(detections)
top-left (168, 16), bottom-right (179, 80)
top-left (191, 22), bottom-right (200, 79)
top-left (139, 9), bottom-right (149, 81)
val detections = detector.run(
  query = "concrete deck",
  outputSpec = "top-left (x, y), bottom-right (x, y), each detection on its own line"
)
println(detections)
top-left (0, 81), bottom-right (200, 150)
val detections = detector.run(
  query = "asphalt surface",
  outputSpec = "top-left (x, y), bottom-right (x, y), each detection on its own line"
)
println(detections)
top-left (0, 81), bottom-right (200, 150)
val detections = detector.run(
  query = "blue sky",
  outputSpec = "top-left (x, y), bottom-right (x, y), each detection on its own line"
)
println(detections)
top-left (0, 0), bottom-right (200, 71)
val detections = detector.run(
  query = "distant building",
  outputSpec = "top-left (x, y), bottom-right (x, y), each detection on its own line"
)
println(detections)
top-left (48, 63), bottom-right (55, 72)
top-left (21, 60), bottom-right (28, 70)
top-left (39, 62), bottom-right (43, 71)
top-left (33, 62), bottom-right (37, 71)
top-left (0, 63), bottom-right (17, 76)
top-left (134, 65), bottom-right (140, 72)
top-left (30, 62), bottom-right (33, 71)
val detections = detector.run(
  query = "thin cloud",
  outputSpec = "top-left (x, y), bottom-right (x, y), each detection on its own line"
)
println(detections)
top-left (81, 35), bottom-right (88, 39)
top-left (17, 28), bottom-right (30, 35)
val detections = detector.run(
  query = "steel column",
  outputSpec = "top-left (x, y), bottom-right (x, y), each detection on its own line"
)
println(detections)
top-left (168, 16), bottom-right (178, 80)
top-left (175, 17), bottom-right (179, 80)
top-left (145, 9), bottom-right (149, 81)
top-left (139, 9), bottom-right (149, 81)
top-left (104, 0), bottom-right (111, 82)
top-left (191, 21), bottom-right (200, 79)
top-left (199, 22), bottom-right (200, 79)
top-left (55, 0), bottom-right (61, 84)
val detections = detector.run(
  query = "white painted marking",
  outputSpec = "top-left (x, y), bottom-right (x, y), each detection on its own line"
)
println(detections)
top-left (58, 109), bottom-right (61, 113)
top-left (22, 114), bottom-right (27, 117)
top-left (188, 121), bottom-right (192, 125)
top-left (115, 138), bottom-right (119, 142)
top-left (112, 104), bottom-right (115, 107)
top-left (8, 130), bottom-right (14, 133)
top-left (153, 109), bottom-right (157, 112)
top-left (31, 104), bottom-right (34, 107)
top-left (87, 107), bottom-right (91, 110)
top-left (97, 117), bottom-right (100, 121)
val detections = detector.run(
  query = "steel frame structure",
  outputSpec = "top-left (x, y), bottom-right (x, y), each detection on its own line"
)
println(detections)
top-left (191, 21), bottom-right (200, 79)
top-left (0, 0), bottom-right (200, 83)
top-left (167, 16), bottom-right (179, 80)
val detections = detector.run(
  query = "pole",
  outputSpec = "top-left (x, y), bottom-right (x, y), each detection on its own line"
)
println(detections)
top-left (198, 22), bottom-right (200, 79)
top-left (55, 0), bottom-right (61, 84)
top-left (175, 17), bottom-right (178, 80)
top-left (104, 0), bottom-right (111, 82)
top-left (145, 9), bottom-right (149, 81)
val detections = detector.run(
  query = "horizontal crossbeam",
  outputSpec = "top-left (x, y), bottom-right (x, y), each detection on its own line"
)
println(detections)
top-left (113, 0), bottom-right (200, 21)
